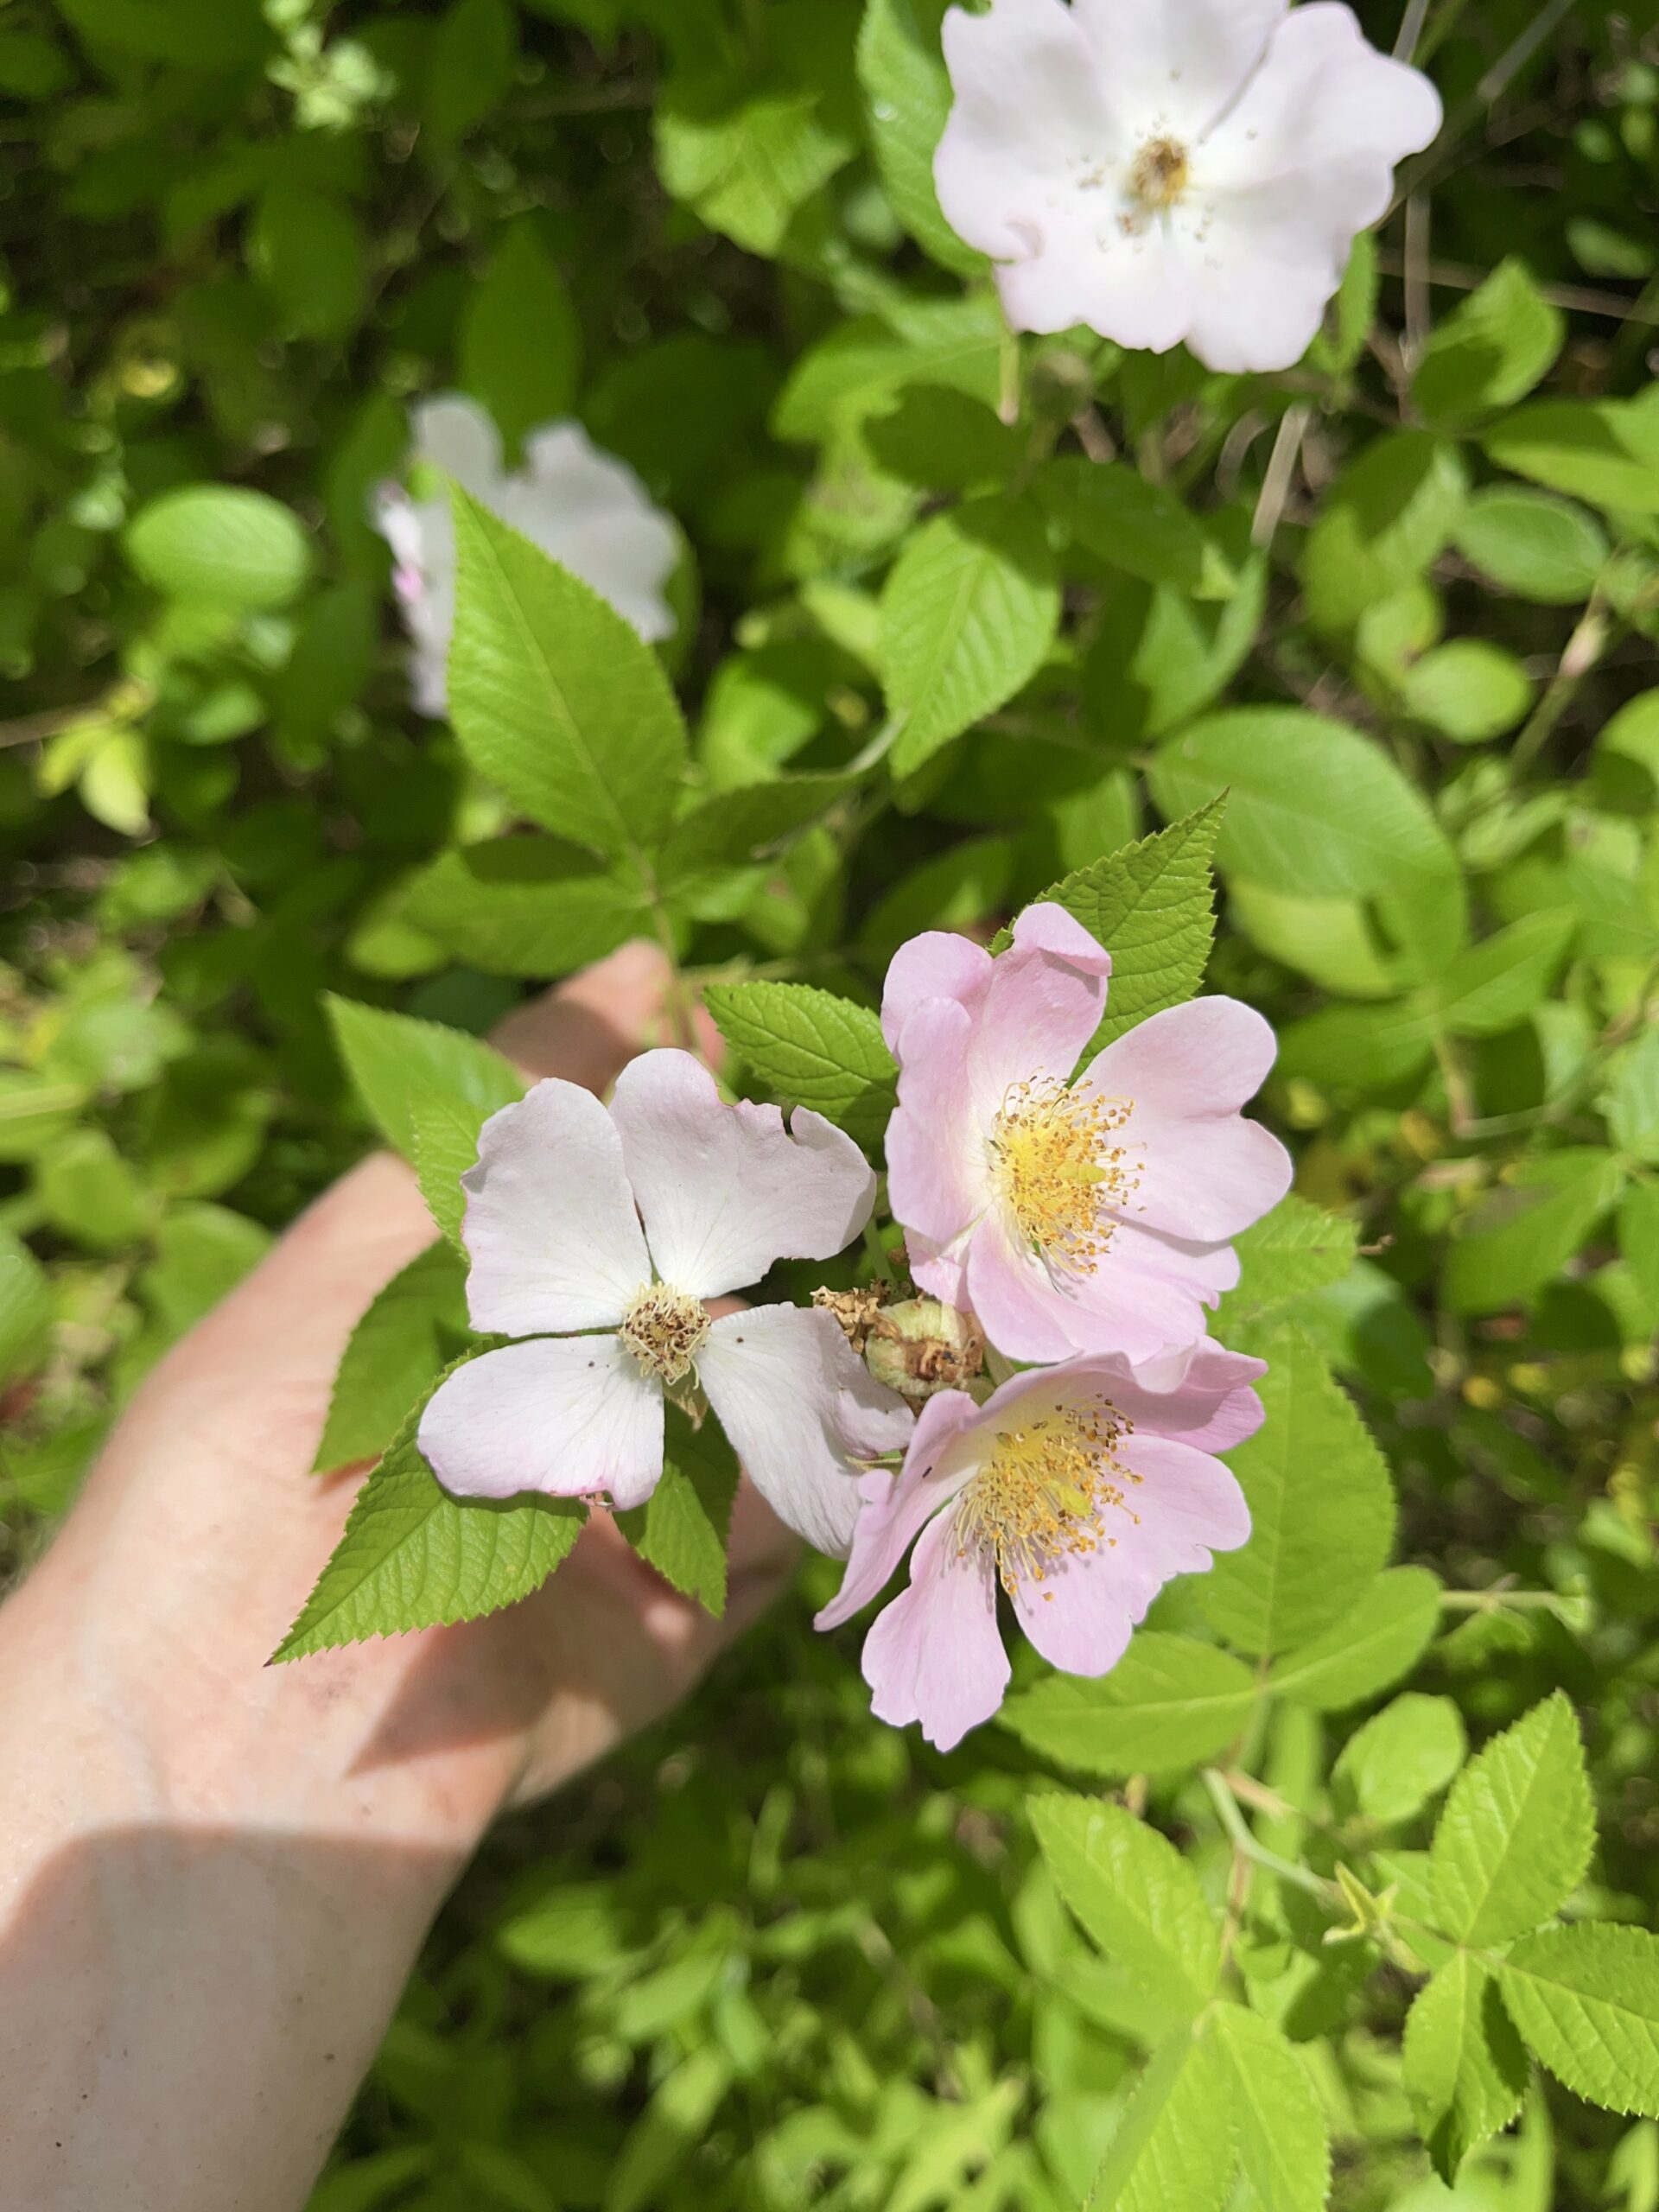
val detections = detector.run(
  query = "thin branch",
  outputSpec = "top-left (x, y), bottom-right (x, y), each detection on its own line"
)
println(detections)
top-left (1394, 0), bottom-right (1433, 62)
top-left (1202, 1770), bottom-right (1338, 1904)
top-left (1251, 404), bottom-right (1311, 550)
top-left (1375, 250), bottom-right (1659, 327)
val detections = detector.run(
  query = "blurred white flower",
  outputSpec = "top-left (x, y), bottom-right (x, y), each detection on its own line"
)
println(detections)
top-left (374, 394), bottom-right (678, 716)
top-left (933, 0), bottom-right (1442, 374)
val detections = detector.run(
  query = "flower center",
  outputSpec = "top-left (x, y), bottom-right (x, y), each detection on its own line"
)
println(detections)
top-left (1129, 134), bottom-right (1190, 209)
top-left (619, 1283), bottom-right (709, 1385)
top-left (989, 1076), bottom-right (1139, 1276)
top-left (955, 1403), bottom-right (1138, 1595)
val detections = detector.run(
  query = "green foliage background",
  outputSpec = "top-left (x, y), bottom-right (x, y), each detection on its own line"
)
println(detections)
top-left (2, 0), bottom-right (1658, 2207)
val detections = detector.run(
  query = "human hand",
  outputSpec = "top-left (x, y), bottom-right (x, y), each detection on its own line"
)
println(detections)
top-left (0, 942), bottom-right (796, 2212)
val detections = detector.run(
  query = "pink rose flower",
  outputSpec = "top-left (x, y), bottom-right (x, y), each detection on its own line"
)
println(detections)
top-left (933, 0), bottom-right (1442, 373)
top-left (417, 1049), bottom-right (912, 1555)
top-left (883, 903), bottom-right (1293, 1364)
top-left (817, 1339), bottom-right (1262, 1749)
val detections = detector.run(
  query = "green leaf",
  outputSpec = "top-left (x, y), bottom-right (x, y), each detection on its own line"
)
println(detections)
top-left (1428, 1689), bottom-right (1594, 1945)
top-left (1086, 2029), bottom-right (1234, 2212)
top-left (1037, 459), bottom-right (1235, 599)
top-left (1497, 1924), bottom-right (1659, 2120)
top-left (860, 834), bottom-right (1013, 962)
top-left (1402, 1954), bottom-right (1529, 2183)
top-left (1332, 1693), bottom-right (1466, 1825)
top-left (124, 485), bottom-right (312, 610)
top-left (275, 1372), bottom-right (586, 1659)
top-left (1444, 1148), bottom-right (1625, 1316)
top-left (1229, 881), bottom-right (1400, 1001)
top-left (1300, 430), bottom-right (1468, 633)
top-left (855, 0), bottom-right (982, 274)
top-left (1402, 641), bottom-right (1533, 744)
top-left (403, 841), bottom-right (651, 979)
top-left (656, 74), bottom-right (854, 257)
top-left (1030, 1796), bottom-right (1220, 2018)
top-left (1485, 398), bottom-right (1659, 515)
top-left (1206, 2005), bottom-right (1331, 2212)
top-left (1000, 1633), bottom-right (1256, 1777)
top-left (772, 299), bottom-right (1003, 443)
top-left (607, 2044), bottom-right (735, 2212)
top-left (0, 1227), bottom-right (52, 1385)
top-left (315, 1242), bottom-right (470, 1475)
top-left (1602, 1029), bottom-right (1659, 1163)
top-left (1004, 801), bottom-right (1222, 1052)
top-left (1413, 259), bottom-right (1565, 429)
top-left (656, 773), bottom-right (852, 892)
top-left (325, 995), bottom-right (523, 1164)
top-left (1427, 912), bottom-right (1576, 1036)
top-left (1618, 1182), bottom-right (1659, 1316)
top-left (1199, 1325), bottom-right (1395, 1657)
top-left (410, 1088), bottom-right (493, 1249)
top-left (426, 0), bottom-right (517, 143)
top-left (614, 1406), bottom-right (740, 1617)
top-left (866, 385), bottom-right (1022, 493)
top-left (448, 486), bottom-right (690, 859)
top-left (1148, 709), bottom-right (1465, 968)
top-left (1452, 486), bottom-right (1608, 605)
top-left (1216, 1195), bottom-right (1359, 1331)
top-left (883, 493), bottom-right (1061, 777)
top-left (1267, 1567), bottom-right (1443, 1712)
top-left (1084, 560), bottom-right (1268, 747)
top-left (1277, 999), bottom-right (1434, 1091)
top-left (702, 981), bottom-right (896, 1149)
top-left (461, 219), bottom-right (582, 450)
top-left (249, 180), bottom-right (365, 340)
top-left (143, 1201), bottom-right (271, 1338)
top-left (36, 1127), bottom-right (152, 1250)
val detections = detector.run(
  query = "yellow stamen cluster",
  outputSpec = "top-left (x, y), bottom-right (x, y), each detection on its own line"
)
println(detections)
top-left (619, 1283), bottom-right (709, 1385)
top-left (990, 1076), bottom-right (1139, 1275)
top-left (956, 1402), bottom-right (1139, 1597)
top-left (1129, 134), bottom-right (1191, 209)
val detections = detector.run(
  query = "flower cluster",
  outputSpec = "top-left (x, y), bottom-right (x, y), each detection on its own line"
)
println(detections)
top-left (423, 906), bottom-right (1290, 1751)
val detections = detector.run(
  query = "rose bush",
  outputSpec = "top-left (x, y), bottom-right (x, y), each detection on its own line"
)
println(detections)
top-left (2, 0), bottom-right (1657, 2206)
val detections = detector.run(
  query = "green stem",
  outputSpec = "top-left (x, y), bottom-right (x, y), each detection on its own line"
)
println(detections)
top-left (862, 1217), bottom-right (896, 1286)
top-left (1440, 1587), bottom-right (1570, 1613)
top-left (1202, 1770), bottom-right (1339, 1904)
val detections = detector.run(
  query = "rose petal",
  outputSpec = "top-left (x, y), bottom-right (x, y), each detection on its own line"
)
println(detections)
top-left (698, 1306), bottom-right (912, 1558)
top-left (935, 0), bottom-right (1122, 265)
top-left (417, 1335), bottom-right (664, 1507)
top-left (1072, 0), bottom-right (1288, 140)
top-left (816, 1389), bottom-right (983, 1630)
top-left (967, 902), bottom-right (1114, 1114)
top-left (881, 929), bottom-right (992, 1054)
top-left (505, 422), bottom-right (678, 643)
top-left (861, 1513), bottom-right (1012, 1751)
top-left (886, 998), bottom-right (988, 1279)
top-left (610, 1048), bottom-right (877, 1300)
top-left (410, 392), bottom-right (503, 492)
top-left (1082, 997), bottom-right (1292, 1242)
top-left (461, 1079), bottom-right (650, 1335)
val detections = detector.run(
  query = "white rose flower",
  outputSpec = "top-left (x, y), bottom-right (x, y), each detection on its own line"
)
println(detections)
top-left (373, 393), bottom-right (679, 716)
top-left (933, 0), bottom-right (1442, 374)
